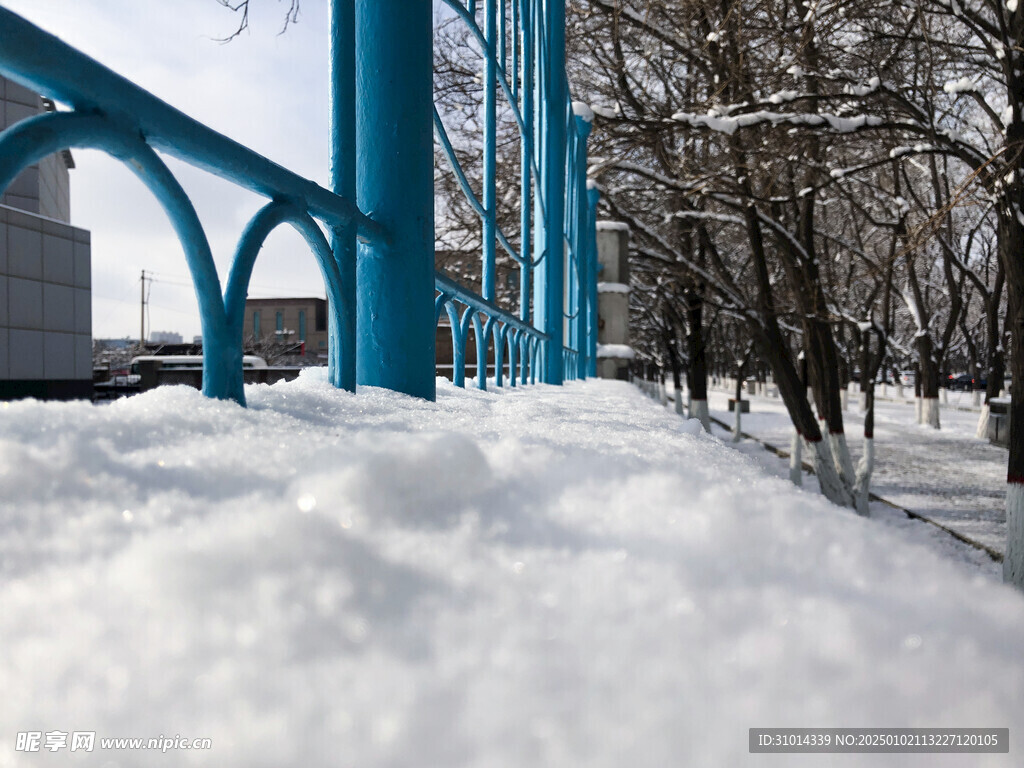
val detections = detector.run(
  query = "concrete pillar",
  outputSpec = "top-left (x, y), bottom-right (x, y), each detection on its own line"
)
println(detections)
top-left (595, 221), bottom-right (631, 380)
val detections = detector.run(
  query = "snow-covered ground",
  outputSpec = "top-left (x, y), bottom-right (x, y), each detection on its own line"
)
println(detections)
top-left (695, 385), bottom-right (1007, 559)
top-left (2, 373), bottom-right (1023, 766)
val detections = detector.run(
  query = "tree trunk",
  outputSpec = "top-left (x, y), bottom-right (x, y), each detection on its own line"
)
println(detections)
top-left (859, 333), bottom-right (870, 411)
top-left (978, 270), bottom-right (1006, 436)
top-left (744, 205), bottom-right (853, 507)
top-left (789, 429), bottom-right (803, 487)
top-left (686, 289), bottom-right (710, 431)
top-left (998, 207), bottom-right (1024, 589)
top-left (917, 335), bottom-right (940, 429)
top-left (854, 383), bottom-right (875, 517)
top-left (913, 360), bottom-right (922, 423)
top-left (732, 366), bottom-right (743, 442)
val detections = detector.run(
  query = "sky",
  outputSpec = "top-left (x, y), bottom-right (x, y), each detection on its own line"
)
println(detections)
top-left (3, 0), bottom-right (362, 341)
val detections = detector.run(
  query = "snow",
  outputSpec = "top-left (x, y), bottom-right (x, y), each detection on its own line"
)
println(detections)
top-left (943, 77), bottom-right (976, 94)
top-left (845, 77), bottom-right (881, 96)
top-left (671, 108), bottom-right (883, 136)
top-left (571, 100), bottom-right (594, 123)
top-left (767, 89), bottom-right (799, 104)
top-left (595, 343), bottom-right (635, 359)
top-left (597, 281), bottom-right (630, 294)
top-left (589, 104), bottom-right (619, 119)
top-left (2, 374), bottom-right (1024, 766)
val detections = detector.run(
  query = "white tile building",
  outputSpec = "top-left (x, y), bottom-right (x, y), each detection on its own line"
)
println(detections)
top-left (0, 75), bottom-right (92, 400)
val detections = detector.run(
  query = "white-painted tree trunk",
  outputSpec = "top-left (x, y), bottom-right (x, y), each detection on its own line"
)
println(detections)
top-left (828, 432), bottom-right (857, 489)
top-left (674, 391), bottom-right (684, 415)
top-left (921, 397), bottom-right (940, 429)
top-left (840, 389), bottom-right (849, 410)
top-left (1005, 484), bottom-right (1024, 589)
top-left (914, 397), bottom-right (922, 423)
top-left (976, 404), bottom-right (991, 440)
top-left (686, 390), bottom-right (692, 418)
top-left (804, 438), bottom-right (855, 507)
top-left (884, 383), bottom-right (892, 398)
top-left (858, 392), bottom-right (868, 412)
top-left (853, 437), bottom-right (874, 517)
top-left (972, 389), bottom-right (982, 407)
top-left (789, 430), bottom-right (803, 487)
top-left (732, 403), bottom-right (742, 443)
top-left (691, 399), bottom-right (711, 434)
top-left (940, 388), bottom-right (948, 404)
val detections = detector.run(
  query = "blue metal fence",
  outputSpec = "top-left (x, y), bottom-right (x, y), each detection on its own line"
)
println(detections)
top-left (0, 0), bottom-right (599, 404)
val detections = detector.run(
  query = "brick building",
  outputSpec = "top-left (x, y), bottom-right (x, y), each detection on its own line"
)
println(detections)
top-left (243, 297), bottom-right (329, 360)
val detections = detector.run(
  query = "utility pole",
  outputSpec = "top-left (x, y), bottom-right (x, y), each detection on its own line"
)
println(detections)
top-left (140, 270), bottom-right (146, 346)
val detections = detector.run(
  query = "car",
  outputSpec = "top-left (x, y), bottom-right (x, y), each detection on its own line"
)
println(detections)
top-left (898, 370), bottom-right (915, 386)
top-left (948, 373), bottom-right (973, 391)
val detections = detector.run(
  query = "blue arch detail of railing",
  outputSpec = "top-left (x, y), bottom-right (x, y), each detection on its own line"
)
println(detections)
top-left (0, 1), bottom-right (598, 404)
top-left (225, 201), bottom-right (349, 398)
top-left (0, 110), bottom-right (237, 397)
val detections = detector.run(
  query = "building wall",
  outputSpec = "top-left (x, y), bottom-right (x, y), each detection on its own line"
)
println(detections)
top-left (0, 76), bottom-right (72, 223)
top-left (0, 205), bottom-right (92, 399)
top-left (243, 297), bottom-right (329, 358)
top-left (0, 75), bottom-right (90, 400)
top-left (38, 153), bottom-right (71, 223)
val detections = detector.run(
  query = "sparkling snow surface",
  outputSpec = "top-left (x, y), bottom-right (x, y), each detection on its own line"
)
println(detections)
top-left (1, 373), bottom-right (1023, 767)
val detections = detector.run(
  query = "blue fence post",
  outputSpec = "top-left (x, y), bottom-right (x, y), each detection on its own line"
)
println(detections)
top-left (355, 0), bottom-right (435, 400)
top-left (534, 0), bottom-right (567, 385)
top-left (329, 0), bottom-right (356, 391)
top-left (482, 0), bottom-right (497, 302)
top-left (573, 106), bottom-right (592, 379)
top-left (586, 183), bottom-right (600, 377)
top-left (494, 323), bottom-right (506, 386)
top-left (519, 0), bottom-right (534, 324)
top-left (565, 126), bottom-right (577, 378)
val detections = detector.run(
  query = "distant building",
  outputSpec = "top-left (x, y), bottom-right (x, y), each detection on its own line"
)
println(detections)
top-left (95, 337), bottom-right (135, 350)
top-left (243, 297), bottom-right (328, 360)
top-left (1, 75), bottom-right (92, 400)
top-left (149, 330), bottom-right (183, 344)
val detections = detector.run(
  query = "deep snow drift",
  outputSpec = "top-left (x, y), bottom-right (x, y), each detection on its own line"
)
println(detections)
top-left (1, 373), bottom-right (1023, 766)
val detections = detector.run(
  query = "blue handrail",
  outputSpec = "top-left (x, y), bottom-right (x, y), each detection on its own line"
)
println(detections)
top-left (0, 8), bottom-right (383, 244)
top-left (0, 0), bottom-right (598, 404)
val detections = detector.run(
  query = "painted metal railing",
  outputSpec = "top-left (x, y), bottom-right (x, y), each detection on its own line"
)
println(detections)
top-left (432, 0), bottom-right (599, 389)
top-left (0, 0), bottom-right (599, 404)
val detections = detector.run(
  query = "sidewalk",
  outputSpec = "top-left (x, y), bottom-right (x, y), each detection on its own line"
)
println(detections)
top-left (680, 384), bottom-right (1007, 561)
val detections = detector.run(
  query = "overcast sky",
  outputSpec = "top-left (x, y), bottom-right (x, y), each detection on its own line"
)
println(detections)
top-left (4, 0), bottom-right (369, 341)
